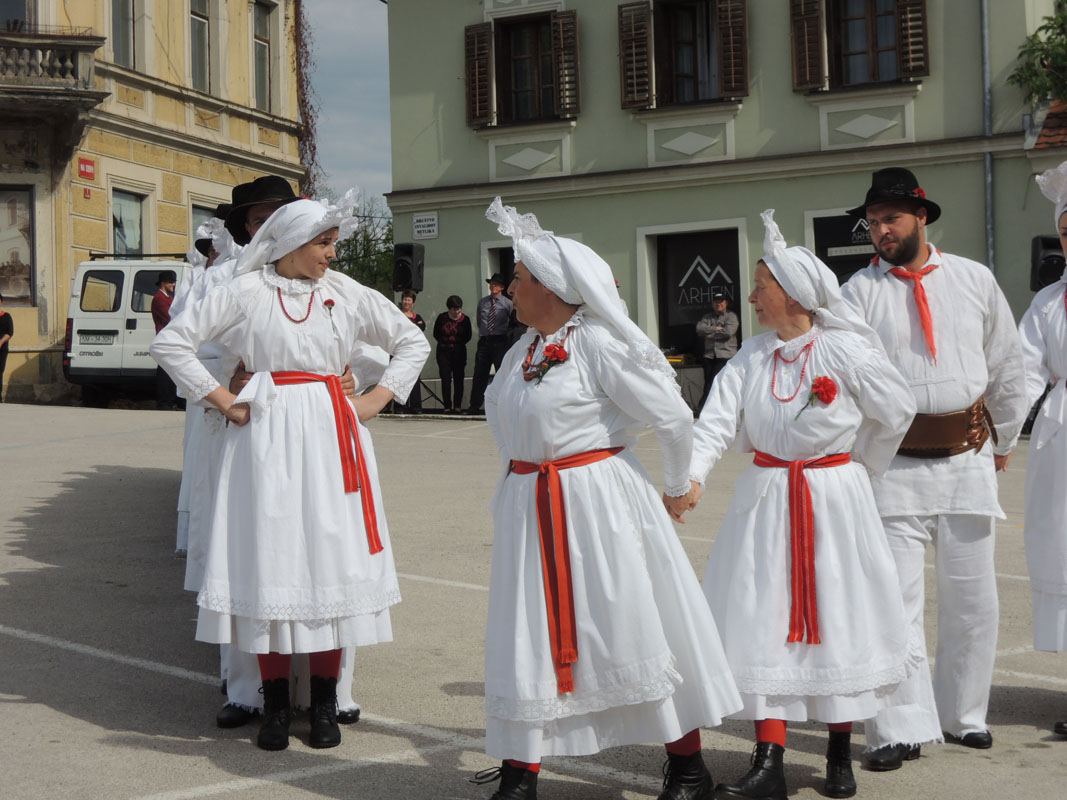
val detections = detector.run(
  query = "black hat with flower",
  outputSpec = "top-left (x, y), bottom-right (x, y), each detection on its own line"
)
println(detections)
top-left (847, 167), bottom-right (941, 224)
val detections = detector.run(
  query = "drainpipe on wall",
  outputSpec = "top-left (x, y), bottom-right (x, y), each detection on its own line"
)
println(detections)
top-left (982, 0), bottom-right (995, 273)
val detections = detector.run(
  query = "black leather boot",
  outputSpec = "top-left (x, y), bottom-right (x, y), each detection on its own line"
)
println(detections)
top-left (714, 742), bottom-right (787, 800)
top-left (308, 675), bottom-right (341, 749)
top-left (657, 750), bottom-right (713, 799)
top-left (470, 761), bottom-right (538, 799)
top-left (256, 678), bottom-right (290, 751)
top-left (825, 731), bottom-right (857, 798)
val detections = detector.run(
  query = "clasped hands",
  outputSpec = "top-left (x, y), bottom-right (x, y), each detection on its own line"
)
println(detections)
top-left (662, 480), bottom-right (703, 524)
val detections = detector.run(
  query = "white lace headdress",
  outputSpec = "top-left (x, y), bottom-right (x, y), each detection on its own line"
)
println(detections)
top-left (1037, 161), bottom-right (1067, 229)
top-left (185, 217), bottom-right (225, 267)
top-left (486, 197), bottom-right (677, 386)
top-left (233, 189), bottom-right (360, 276)
top-left (759, 208), bottom-right (882, 349)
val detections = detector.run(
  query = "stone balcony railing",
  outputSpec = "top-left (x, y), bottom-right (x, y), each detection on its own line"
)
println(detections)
top-left (0, 25), bottom-right (105, 91)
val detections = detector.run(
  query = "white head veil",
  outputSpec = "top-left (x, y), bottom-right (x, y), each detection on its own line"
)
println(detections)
top-left (233, 189), bottom-right (359, 276)
top-left (185, 217), bottom-right (224, 267)
top-left (1037, 160), bottom-right (1067, 231)
top-left (759, 209), bottom-right (882, 349)
top-left (486, 197), bottom-right (678, 386)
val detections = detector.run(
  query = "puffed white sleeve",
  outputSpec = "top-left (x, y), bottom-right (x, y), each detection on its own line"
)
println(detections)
top-left (1018, 291), bottom-right (1053, 408)
top-left (352, 287), bottom-right (430, 402)
top-left (982, 275), bottom-right (1029, 454)
top-left (690, 356), bottom-right (745, 485)
top-left (589, 335), bottom-right (693, 497)
top-left (838, 339), bottom-right (917, 476)
top-left (150, 284), bottom-right (246, 403)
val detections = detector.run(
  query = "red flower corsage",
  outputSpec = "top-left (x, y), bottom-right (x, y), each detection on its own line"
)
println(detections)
top-left (913, 187), bottom-right (926, 198)
top-left (323, 298), bottom-right (337, 331)
top-left (521, 329), bottom-right (572, 384)
top-left (795, 375), bottom-right (837, 419)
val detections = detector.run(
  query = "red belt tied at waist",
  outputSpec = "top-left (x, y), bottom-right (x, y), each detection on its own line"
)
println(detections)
top-left (752, 450), bottom-right (852, 645)
top-left (509, 446), bottom-right (624, 694)
top-left (270, 371), bottom-right (382, 555)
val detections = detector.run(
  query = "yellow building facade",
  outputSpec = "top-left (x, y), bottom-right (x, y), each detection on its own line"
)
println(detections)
top-left (0, 1), bottom-right (304, 401)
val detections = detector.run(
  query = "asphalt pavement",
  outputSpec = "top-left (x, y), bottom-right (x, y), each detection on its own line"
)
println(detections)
top-left (1, 403), bottom-right (1065, 799)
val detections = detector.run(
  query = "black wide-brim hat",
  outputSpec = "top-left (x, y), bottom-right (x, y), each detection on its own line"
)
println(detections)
top-left (486, 272), bottom-right (507, 285)
top-left (224, 176), bottom-right (300, 245)
top-left (847, 167), bottom-right (941, 225)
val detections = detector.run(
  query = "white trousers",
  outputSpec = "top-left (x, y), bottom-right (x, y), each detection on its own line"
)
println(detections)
top-left (222, 645), bottom-right (360, 713)
top-left (864, 514), bottom-right (997, 748)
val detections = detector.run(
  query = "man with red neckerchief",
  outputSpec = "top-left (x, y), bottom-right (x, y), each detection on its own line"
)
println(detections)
top-left (841, 167), bottom-right (1028, 770)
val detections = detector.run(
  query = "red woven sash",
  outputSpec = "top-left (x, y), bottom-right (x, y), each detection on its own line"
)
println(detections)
top-left (752, 450), bottom-right (851, 645)
top-left (270, 371), bottom-right (382, 555)
top-left (509, 446), bottom-right (624, 694)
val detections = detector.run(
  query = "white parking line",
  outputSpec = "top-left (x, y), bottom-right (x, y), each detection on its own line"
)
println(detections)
top-left (398, 573), bottom-right (489, 592)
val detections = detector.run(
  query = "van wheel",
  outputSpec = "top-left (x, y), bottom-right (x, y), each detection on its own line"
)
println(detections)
top-left (81, 385), bottom-right (111, 408)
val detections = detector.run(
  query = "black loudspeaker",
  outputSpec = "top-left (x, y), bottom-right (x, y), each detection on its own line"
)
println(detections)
top-left (1032, 235), bottom-right (1065, 291)
top-left (392, 243), bottom-right (425, 292)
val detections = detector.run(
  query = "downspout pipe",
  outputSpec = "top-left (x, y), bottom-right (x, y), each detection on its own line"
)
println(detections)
top-left (982, 0), bottom-right (995, 273)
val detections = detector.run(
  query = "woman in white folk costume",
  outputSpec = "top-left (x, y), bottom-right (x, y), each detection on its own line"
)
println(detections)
top-left (685, 211), bottom-right (924, 800)
top-left (151, 194), bottom-right (429, 751)
top-left (1020, 161), bottom-right (1067, 739)
top-left (477, 198), bottom-right (741, 800)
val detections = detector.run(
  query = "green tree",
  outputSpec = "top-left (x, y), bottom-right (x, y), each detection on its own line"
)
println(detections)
top-left (1009, 11), bottom-right (1067, 104)
top-left (333, 195), bottom-right (394, 296)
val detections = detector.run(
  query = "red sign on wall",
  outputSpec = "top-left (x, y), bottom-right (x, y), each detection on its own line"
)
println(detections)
top-left (78, 158), bottom-right (95, 180)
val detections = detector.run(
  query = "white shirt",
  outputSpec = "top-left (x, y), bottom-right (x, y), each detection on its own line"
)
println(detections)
top-left (841, 245), bottom-right (1028, 518)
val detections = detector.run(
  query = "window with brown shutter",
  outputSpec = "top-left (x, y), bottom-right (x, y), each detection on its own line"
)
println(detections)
top-left (619, 2), bottom-right (654, 109)
top-left (717, 0), bottom-right (748, 97)
top-left (465, 12), bottom-right (581, 127)
top-left (552, 10), bottom-right (582, 116)
top-left (793, 0), bottom-right (929, 93)
top-left (791, 0), bottom-right (827, 91)
top-left (620, 1), bottom-right (748, 110)
top-left (465, 22), bottom-right (493, 127)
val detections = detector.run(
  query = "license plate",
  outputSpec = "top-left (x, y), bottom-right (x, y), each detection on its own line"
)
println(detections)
top-left (79, 333), bottom-right (115, 345)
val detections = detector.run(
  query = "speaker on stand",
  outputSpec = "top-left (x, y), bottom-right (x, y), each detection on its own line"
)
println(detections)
top-left (390, 243), bottom-right (440, 412)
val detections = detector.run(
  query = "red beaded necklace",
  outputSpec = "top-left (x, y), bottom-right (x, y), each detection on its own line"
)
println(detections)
top-left (770, 341), bottom-right (813, 402)
top-left (277, 287), bottom-right (315, 323)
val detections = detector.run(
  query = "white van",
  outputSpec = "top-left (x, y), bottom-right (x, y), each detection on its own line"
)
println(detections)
top-left (63, 256), bottom-right (192, 405)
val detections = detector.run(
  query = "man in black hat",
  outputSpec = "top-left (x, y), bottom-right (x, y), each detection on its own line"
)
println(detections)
top-left (840, 167), bottom-right (1028, 768)
top-left (466, 273), bottom-right (514, 415)
top-left (224, 175), bottom-right (299, 246)
top-left (151, 270), bottom-right (181, 410)
top-left (694, 291), bottom-right (738, 415)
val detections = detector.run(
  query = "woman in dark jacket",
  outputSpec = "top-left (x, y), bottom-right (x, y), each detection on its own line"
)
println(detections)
top-left (433, 295), bottom-right (472, 413)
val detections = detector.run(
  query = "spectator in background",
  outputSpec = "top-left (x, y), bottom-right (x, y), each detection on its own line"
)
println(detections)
top-left (0, 292), bottom-right (11, 402)
top-left (695, 292), bottom-right (739, 416)
top-left (396, 289), bottom-right (426, 414)
top-left (466, 273), bottom-right (513, 415)
top-left (151, 270), bottom-right (181, 410)
top-left (433, 295), bottom-right (472, 414)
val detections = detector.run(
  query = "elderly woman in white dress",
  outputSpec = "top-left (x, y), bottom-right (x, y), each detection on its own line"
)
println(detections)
top-left (151, 195), bottom-right (429, 751)
top-left (684, 212), bottom-right (925, 800)
top-left (476, 198), bottom-right (741, 800)
top-left (1020, 162), bottom-right (1067, 739)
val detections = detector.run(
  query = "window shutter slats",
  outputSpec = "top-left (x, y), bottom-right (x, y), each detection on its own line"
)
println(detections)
top-left (896, 0), bottom-right (930, 78)
top-left (618, 2), bottom-right (653, 109)
top-left (551, 10), bottom-right (581, 117)
top-left (790, 0), bottom-right (826, 91)
top-left (464, 22), bottom-right (492, 127)
top-left (717, 0), bottom-right (748, 97)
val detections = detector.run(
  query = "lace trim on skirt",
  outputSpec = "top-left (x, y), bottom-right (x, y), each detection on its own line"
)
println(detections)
top-left (198, 586), bottom-right (401, 621)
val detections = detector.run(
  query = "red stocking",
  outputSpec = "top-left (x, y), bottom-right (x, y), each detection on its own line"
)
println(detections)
top-left (754, 719), bottom-right (788, 747)
top-left (665, 729), bottom-right (702, 756)
top-left (308, 649), bottom-right (342, 679)
top-left (257, 652), bottom-right (291, 681)
top-left (505, 760), bottom-right (541, 773)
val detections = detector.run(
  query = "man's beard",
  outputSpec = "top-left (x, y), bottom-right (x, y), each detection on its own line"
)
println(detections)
top-left (875, 223), bottom-right (922, 266)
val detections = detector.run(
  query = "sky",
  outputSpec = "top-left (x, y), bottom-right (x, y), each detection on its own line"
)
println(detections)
top-left (305, 0), bottom-right (392, 204)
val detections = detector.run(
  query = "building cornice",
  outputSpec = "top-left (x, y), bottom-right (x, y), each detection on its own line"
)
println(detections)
top-left (386, 133), bottom-right (1025, 212)
top-left (95, 61), bottom-right (301, 133)
top-left (86, 111), bottom-right (305, 182)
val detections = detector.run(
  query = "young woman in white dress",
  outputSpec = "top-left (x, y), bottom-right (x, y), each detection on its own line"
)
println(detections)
top-left (475, 198), bottom-right (742, 800)
top-left (1020, 162), bottom-right (1067, 738)
top-left (683, 211), bottom-right (923, 800)
top-left (151, 195), bottom-right (429, 751)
